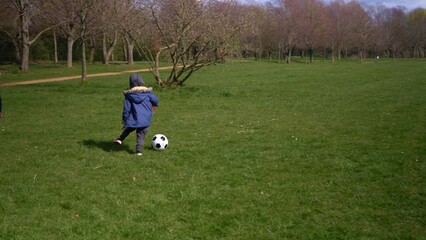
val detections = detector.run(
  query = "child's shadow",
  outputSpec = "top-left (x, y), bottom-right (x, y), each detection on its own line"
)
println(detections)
top-left (81, 139), bottom-right (133, 154)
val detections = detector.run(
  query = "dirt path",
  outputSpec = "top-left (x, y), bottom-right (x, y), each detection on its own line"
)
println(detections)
top-left (1, 66), bottom-right (173, 87)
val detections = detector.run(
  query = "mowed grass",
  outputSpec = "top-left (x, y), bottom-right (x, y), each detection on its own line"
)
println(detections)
top-left (0, 59), bottom-right (425, 239)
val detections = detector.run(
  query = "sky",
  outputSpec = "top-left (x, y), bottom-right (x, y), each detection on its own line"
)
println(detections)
top-left (240, 0), bottom-right (426, 10)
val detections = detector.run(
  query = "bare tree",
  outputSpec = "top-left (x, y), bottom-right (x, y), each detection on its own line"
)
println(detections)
top-left (122, 31), bottom-right (135, 65)
top-left (276, 0), bottom-right (300, 63)
top-left (0, 0), bottom-right (21, 62)
top-left (261, 3), bottom-right (281, 61)
top-left (324, 0), bottom-right (348, 63)
top-left (99, 0), bottom-right (119, 64)
top-left (45, 0), bottom-right (80, 68)
top-left (102, 31), bottom-right (118, 64)
top-left (0, 0), bottom-right (53, 71)
top-left (406, 8), bottom-right (426, 58)
top-left (77, 0), bottom-right (104, 81)
top-left (373, 6), bottom-right (407, 58)
top-left (346, 1), bottom-right (373, 62)
top-left (297, 0), bottom-right (324, 63)
top-left (81, 0), bottom-right (129, 65)
top-left (141, 0), bottom-right (247, 87)
top-left (46, 0), bottom-right (103, 79)
top-left (114, 0), bottom-right (148, 66)
top-left (239, 5), bottom-right (264, 60)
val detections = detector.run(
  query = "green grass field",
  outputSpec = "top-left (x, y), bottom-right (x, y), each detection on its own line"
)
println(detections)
top-left (0, 59), bottom-right (425, 239)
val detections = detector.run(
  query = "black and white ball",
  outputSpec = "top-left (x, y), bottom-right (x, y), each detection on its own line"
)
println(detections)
top-left (152, 134), bottom-right (168, 151)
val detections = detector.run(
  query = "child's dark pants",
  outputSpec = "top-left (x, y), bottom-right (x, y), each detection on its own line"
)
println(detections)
top-left (118, 127), bottom-right (148, 153)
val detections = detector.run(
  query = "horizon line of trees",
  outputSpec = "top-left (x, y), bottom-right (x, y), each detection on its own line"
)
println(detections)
top-left (0, 0), bottom-right (425, 86)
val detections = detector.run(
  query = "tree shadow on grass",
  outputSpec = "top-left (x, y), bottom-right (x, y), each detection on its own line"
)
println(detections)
top-left (81, 139), bottom-right (133, 154)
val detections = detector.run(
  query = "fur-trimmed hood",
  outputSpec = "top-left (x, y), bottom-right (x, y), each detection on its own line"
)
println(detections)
top-left (124, 86), bottom-right (153, 104)
top-left (123, 86), bottom-right (153, 95)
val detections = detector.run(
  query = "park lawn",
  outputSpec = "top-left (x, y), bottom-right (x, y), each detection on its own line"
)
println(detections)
top-left (0, 59), bottom-right (425, 239)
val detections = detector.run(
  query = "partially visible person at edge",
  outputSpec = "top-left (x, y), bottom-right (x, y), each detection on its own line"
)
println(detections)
top-left (113, 73), bottom-right (159, 156)
top-left (0, 94), bottom-right (3, 118)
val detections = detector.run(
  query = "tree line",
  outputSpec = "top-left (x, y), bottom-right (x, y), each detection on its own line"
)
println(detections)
top-left (0, 0), bottom-right (425, 86)
top-left (246, 0), bottom-right (426, 64)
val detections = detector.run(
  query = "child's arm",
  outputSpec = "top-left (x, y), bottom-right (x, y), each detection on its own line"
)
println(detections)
top-left (122, 98), bottom-right (131, 123)
top-left (150, 94), bottom-right (159, 112)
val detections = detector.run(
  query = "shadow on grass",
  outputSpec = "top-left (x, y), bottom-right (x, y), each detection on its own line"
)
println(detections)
top-left (81, 139), bottom-right (133, 154)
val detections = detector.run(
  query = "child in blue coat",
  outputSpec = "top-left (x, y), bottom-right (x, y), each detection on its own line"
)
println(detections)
top-left (114, 74), bottom-right (159, 156)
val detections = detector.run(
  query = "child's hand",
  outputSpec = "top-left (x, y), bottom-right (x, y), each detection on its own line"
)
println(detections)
top-left (152, 106), bottom-right (158, 112)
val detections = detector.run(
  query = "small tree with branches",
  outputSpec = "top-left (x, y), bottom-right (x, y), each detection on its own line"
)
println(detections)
top-left (138, 0), bottom-right (247, 87)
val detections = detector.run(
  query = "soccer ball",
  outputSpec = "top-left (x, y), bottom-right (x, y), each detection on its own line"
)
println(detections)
top-left (152, 134), bottom-right (168, 151)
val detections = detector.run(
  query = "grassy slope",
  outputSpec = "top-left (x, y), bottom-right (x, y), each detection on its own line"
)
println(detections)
top-left (0, 59), bottom-right (425, 239)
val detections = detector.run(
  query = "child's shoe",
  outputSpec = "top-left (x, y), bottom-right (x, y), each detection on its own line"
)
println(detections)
top-left (113, 139), bottom-right (122, 145)
top-left (136, 152), bottom-right (142, 156)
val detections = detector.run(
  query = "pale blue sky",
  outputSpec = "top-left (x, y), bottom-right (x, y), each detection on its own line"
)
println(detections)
top-left (240, 0), bottom-right (426, 10)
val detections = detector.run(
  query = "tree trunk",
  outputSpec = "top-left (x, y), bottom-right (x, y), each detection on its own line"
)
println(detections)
top-left (102, 34), bottom-right (109, 64)
top-left (304, 49), bottom-right (308, 64)
top-left (153, 50), bottom-right (163, 86)
top-left (123, 43), bottom-right (128, 62)
top-left (13, 38), bottom-right (21, 63)
top-left (67, 37), bottom-right (75, 68)
top-left (53, 29), bottom-right (58, 63)
top-left (19, 0), bottom-right (30, 72)
top-left (89, 37), bottom-right (95, 64)
top-left (14, 0), bottom-right (51, 71)
top-left (278, 43), bottom-right (281, 63)
top-left (123, 33), bottom-right (134, 65)
top-left (123, 43), bottom-right (127, 61)
top-left (102, 32), bottom-right (118, 64)
top-left (81, 38), bottom-right (87, 82)
top-left (127, 42), bottom-right (134, 65)
top-left (286, 49), bottom-right (292, 64)
top-left (20, 42), bottom-right (30, 72)
top-left (152, 46), bottom-right (172, 86)
top-left (337, 46), bottom-right (341, 60)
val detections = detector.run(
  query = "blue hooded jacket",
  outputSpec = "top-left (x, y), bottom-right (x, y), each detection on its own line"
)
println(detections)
top-left (122, 74), bottom-right (159, 128)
